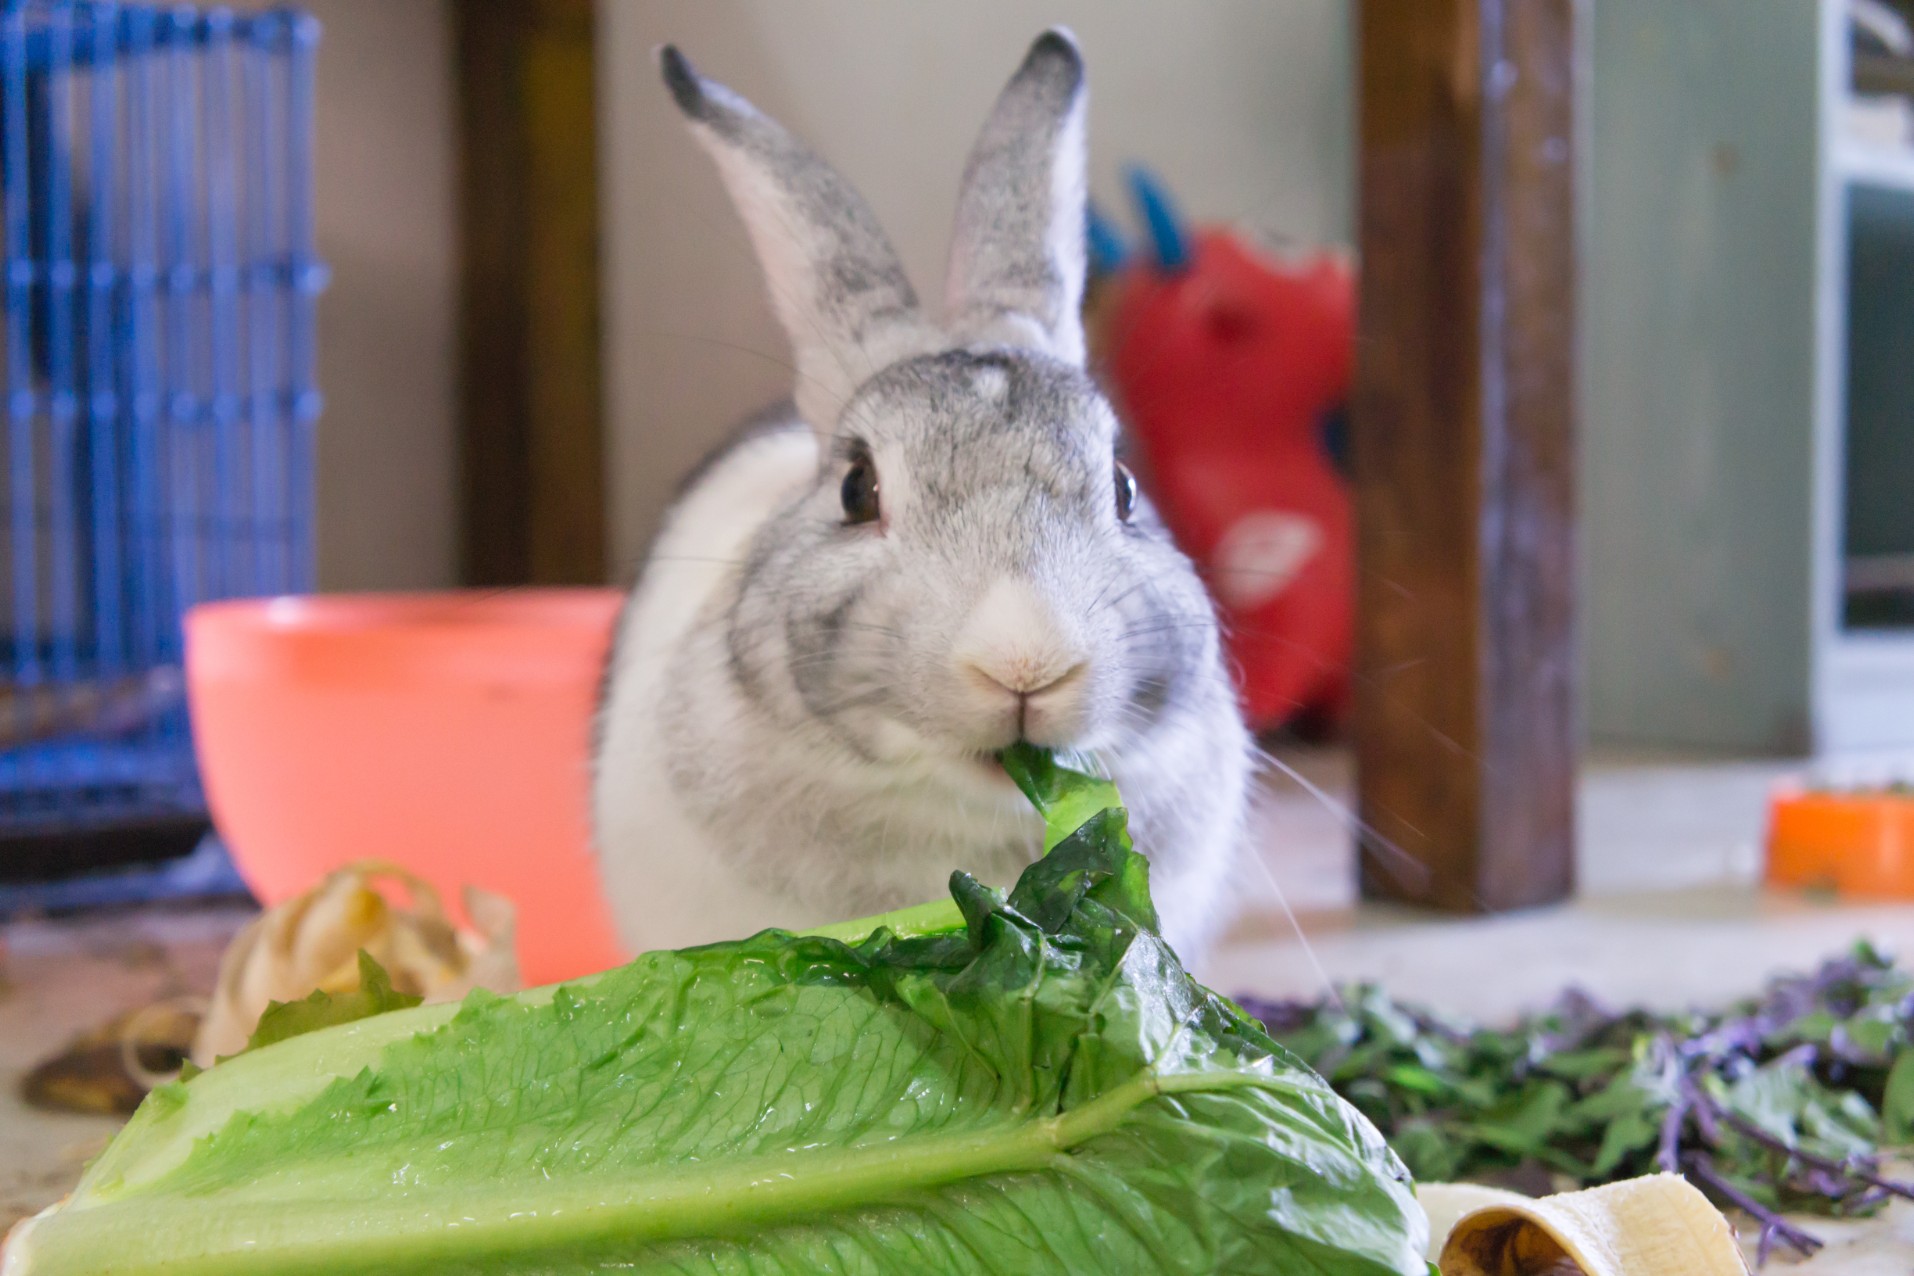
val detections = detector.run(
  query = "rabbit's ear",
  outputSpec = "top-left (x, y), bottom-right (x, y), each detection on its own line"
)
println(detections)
top-left (660, 47), bottom-right (934, 432)
top-left (944, 30), bottom-right (1089, 365)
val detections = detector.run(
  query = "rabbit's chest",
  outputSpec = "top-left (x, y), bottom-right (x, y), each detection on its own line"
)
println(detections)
top-left (676, 756), bottom-right (1042, 920)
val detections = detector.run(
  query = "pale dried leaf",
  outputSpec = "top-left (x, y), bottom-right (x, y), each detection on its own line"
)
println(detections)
top-left (191, 862), bottom-right (520, 1066)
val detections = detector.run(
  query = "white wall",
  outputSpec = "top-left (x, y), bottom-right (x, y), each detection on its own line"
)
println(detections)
top-left (598, 0), bottom-right (1353, 579)
top-left (266, 0), bottom-right (460, 591)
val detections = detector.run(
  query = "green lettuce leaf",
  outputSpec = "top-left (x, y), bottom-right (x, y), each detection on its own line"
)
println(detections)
top-left (240, 950), bottom-right (423, 1057)
top-left (800, 743), bottom-right (1119, 945)
top-left (999, 741), bottom-right (1124, 852)
top-left (6, 755), bottom-right (1428, 1275)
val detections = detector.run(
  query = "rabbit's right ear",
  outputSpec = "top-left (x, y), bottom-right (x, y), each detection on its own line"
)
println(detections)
top-left (659, 47), bottom-right (935, 433)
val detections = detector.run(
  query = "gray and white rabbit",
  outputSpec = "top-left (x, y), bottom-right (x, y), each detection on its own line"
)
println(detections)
top-left (593, 30), bottom-right (1253, 962)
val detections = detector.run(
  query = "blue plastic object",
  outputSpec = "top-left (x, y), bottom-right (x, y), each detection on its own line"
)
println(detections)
top-left (1085, 200), bottom-right (1127, 277)
top-left (0, 1), bottom-right (321, 887)
top-left (1125, 164), bottom-right (1191, 272)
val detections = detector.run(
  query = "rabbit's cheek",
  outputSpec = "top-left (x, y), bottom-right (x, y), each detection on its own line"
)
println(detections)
top-left (861, 715), bottom-right (936, 765)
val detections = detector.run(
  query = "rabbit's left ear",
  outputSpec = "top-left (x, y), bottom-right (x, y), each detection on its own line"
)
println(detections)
top-left (944, 29), bottom-right (1089, 366)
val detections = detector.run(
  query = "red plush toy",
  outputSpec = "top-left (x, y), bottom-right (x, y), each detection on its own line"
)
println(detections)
top-left (1089, 170), bottom-right (1355, 734)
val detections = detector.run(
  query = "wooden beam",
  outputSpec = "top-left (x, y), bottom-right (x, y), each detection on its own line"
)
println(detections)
top-left (453, 0), bottom-right (605, 586)
top-left (1352, 0), bottom-right (1579, 912)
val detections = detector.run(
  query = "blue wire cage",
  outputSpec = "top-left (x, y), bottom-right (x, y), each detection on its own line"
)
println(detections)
top-left (0, 0), bottom-right (320, 888)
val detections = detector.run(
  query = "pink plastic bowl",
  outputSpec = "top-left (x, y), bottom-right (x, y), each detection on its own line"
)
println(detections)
top-left (184, 589), bottom-right (629, 985)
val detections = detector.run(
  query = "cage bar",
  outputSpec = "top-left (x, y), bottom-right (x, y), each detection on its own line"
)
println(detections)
top-left (0, 0), bottom-right (321, 885)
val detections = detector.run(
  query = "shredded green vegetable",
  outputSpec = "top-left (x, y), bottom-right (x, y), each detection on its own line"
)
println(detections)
top-left (1241, 943), bottom-right (1914, 1263)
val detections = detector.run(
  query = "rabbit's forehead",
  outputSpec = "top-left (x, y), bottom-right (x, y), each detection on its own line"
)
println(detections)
top-left (851, 350), bottom-right (1114, 489)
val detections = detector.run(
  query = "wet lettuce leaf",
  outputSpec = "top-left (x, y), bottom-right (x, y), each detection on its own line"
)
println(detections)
top-left (7, 750), bottom-right (1429, 1275)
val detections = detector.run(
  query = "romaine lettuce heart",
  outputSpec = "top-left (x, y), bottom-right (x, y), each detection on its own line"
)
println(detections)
top-left (3, 749), bottom-right (1431, 1275)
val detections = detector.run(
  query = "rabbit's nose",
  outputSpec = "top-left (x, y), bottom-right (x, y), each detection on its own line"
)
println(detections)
top-left (964, 658), bottom-right (1087, 700)
top-left (951, 577), bottom-right (1091, 728)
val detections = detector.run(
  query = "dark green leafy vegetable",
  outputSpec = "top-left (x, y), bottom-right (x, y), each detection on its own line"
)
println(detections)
top-left (1885, 1049), bottom-right (1914, 1144)
top-left (6, 751), bottom-right (1431, 1276)
top-left (1241, 943), bottom-right (1914, 1263)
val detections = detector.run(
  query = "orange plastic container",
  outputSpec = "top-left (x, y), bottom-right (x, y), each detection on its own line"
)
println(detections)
top-left (1765, 785), bottom-right (1914, 898)
top-left (184, 590), bottom-right (629, 985)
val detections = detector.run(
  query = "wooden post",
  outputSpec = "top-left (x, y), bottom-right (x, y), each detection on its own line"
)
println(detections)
top-left (1353, 0), bottom-right (1579, 912)
top-left (453, 0), bottom-right (605, 586)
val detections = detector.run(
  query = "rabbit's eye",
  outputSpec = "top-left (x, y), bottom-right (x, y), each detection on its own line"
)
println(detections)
top-left (1114, 461), bottom-right (1138, 523)
top-left (841, 453), bottom-right (881, 525)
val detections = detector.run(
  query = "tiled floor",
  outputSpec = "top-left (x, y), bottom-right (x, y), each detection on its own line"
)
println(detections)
top-left (4, 748), bottom-right (1914, 1267)
top-left (0, 902), bottom-right (246, 1228)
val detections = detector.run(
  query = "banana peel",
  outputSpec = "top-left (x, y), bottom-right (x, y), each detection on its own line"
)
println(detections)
top-left (1422, 1175), bottom-right (1749, 1275)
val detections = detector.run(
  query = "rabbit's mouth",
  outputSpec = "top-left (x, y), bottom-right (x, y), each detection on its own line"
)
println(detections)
top-left (856, 717), bottom-right (1028, 796)
top-left (966, 752), bottom-right (1021, 789)
top-left (920, 749), bottom-right (1026, 803)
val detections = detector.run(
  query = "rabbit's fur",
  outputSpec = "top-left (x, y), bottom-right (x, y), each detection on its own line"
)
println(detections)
top-left (594, 31), bottom-right (1253, 961)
